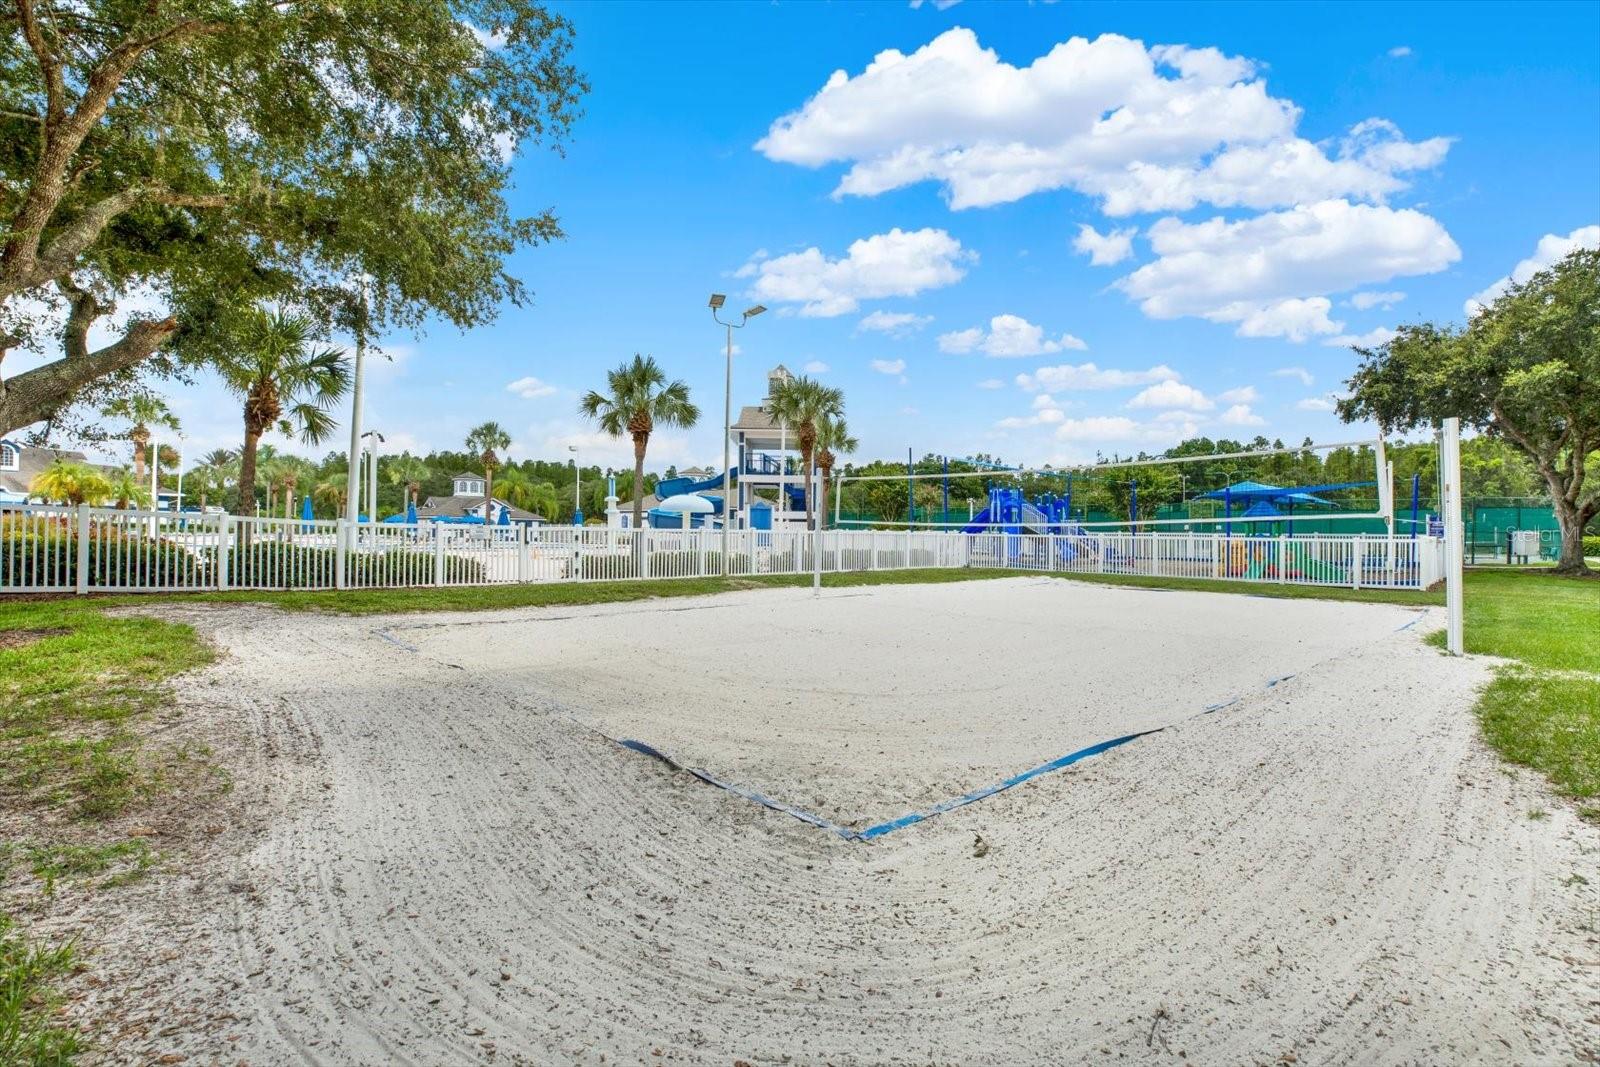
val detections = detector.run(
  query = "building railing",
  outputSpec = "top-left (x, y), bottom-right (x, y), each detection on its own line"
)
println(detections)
top-left (0, 503), bottom-right (1445, 595)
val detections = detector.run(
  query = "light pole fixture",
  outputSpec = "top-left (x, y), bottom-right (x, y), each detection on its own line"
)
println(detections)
top-left (344, 280), bottom-right (371, 528)
top-left (361, 430), bottom-right (385, 521)
top-left (709, 294), bottom-right (765, 571)
top-left (568, 444), bottom-right (581, 525)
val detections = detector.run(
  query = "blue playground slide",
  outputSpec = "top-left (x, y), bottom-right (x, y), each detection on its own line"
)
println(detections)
top-left (962, 495), bottom-right (1056, 535)
top-left (656, 468), bottom-right (807, 513)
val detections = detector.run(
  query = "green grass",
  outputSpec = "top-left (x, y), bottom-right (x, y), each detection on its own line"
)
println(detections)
top-left (0, 599), bottom-right (214, 819)
top-left (1415, 569), bottom-right (1600, 822)
top-left (0, 913), bottom-right (82, 1066)
top-left (1475, 669), bottom-right (1600, 812)
top-left (1, 602), bottom-right (213, 1063)
top-left (1, 840), bottom-right (156, 897)
top-left (1423, 569), bottom-right (1600, 672)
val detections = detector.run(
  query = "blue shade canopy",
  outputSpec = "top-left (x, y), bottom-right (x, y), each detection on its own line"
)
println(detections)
top-left (301, 495), bottom-right (313, 521)
top-left (1198, 479), bottom-right (1372, 509)
top-left (407, 501), bottom-right (417, 524)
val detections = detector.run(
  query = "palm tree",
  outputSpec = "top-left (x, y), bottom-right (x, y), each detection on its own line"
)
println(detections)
top-left (465, 421), bottom-right (511, 522)
top-left (386, 455), bottom-right (430, 512)
top-left (767, 376), bottom-right (843, 529)
top-left (579, 355), bottom-right (699, 529)
top-left (257, 455), bottom-right (287, 515)
top-left (814, 413), bottom-right (858, 531)
top-left (492, 466), bottom-right (533, 512)
top-left (276, 456), bottom-right (316, 520)
top-left (107, 467), bottom-right (152, 510)
top-left (30, 461), bottom-right (114, 506)
top-left (312, 477), bottom-right (347, 518)
top-left (211, 309), bottom-right (350, 515)
top-left (102, 395), bottom-right (179, 483)
top-left (184, 464), bottom-right (222, 514)
top-left (185, 447), bottom-right (235, 515)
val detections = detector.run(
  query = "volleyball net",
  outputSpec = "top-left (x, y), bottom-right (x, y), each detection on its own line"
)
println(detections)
top-left (830, 437), bottom-right (1429, 536)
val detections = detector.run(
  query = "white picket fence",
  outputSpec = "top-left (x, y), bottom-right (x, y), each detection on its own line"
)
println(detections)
top-left (0, 503), bottom-right (1444, 595)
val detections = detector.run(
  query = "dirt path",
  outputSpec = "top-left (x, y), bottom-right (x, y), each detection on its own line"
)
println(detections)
top-left (71, 582), bottom-right (1600, 1065)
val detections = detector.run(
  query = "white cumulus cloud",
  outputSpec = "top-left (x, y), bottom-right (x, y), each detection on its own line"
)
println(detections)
top-left (997, 393), bottom-right (1069, 429)
top-left (1127, 380), bottom-right (1214, 411)
top-left (1016, 362), bottom-right (1178, 392)
top-left (1073, 224), bottom-right (1136, 266)
top-left (803, 360), bottom-right (830, 373)
top-left (938, 314), bottom-right (1086, 357)
top-left (1219, 403), bottom-right (1266, 426)
top-left (756, 29), bottom-right (1451, 215)
top-left (976, 378), bottom-right (1005, 389)
top-left (1322, 326), bottom-right (1397, 348)
top-left (871, 358), bottom-right (907, 375)
top-left (506, 375), bottom-right (557, 399)
top-left (1464, 224), bottom-right (1600, 316)
top-left (1349, 290), bottom-right (1405, 310)
top-left (1116, 199), bottom-right (1459, 340)
top-left (737, 227), bottom-right (973, 317)
top-left (857, 310), bottom-right (934, 336)
top-left (1273, 366), bottom-right (1314, 387)
top-left (1051, 416), bottom-right (1196, 445)
top-left (1295, 396), bottom-right (1337, 412)
top-left (1217, 385), bottom-right (1259, 404)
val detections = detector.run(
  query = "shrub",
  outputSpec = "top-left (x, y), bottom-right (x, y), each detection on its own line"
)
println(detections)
top-left (0, 524), bottom-right (203, 588)
top-left (1584, 535), bottom-right (1600, 558)
top-left (224, 540), bottom-right (484, 588)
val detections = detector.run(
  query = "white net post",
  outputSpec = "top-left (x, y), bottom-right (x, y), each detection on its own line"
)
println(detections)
top-left (812, 465), bottom-right (822, 596)
top-left (1441, 417), bottom-right (1465, 655)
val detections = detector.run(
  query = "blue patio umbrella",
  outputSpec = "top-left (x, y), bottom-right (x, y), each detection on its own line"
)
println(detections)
top-left (496, 503), bottom-right (511, 525)
top-left (407, 501), bottom-right (418, 524)
top-left (300, 494), bottom-right (313, 533)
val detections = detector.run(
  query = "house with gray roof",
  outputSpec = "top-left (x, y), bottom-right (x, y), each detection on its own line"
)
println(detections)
top-left (0, 439), bottom-right (118, 504)
top-left (418, 470), bottom-right (546, 525)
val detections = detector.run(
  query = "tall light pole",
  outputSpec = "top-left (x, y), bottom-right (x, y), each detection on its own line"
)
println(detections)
top-left (568, 444), bottom-right (581, 525)
top-left (362, 431), bottom-right (384, 521)
top-left (708, 294), bottom-right (765, 570)
top-left (345, 283), bottom-right (369, 529)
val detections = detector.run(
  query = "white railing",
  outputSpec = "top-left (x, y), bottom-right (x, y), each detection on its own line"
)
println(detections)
top-left (0, 504), bottom-right (1445, 595)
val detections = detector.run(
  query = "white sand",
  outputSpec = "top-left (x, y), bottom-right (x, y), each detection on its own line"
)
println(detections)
top-left (387, 578), bottom-right (1425, 828)
top-left (67, 579), bottom-right (1600, 1064)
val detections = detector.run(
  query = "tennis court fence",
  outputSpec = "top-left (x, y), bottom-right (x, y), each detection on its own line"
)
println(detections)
top-left (0, 504), bottom-right (1445, 595)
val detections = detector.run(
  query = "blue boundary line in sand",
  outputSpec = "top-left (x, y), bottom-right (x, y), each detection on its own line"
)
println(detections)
top-left (616, 694), bottom-right (1246, 843)
top-left (371, 602), bottom-right (1430, 844)
top-left (609, 608), bottom-right (1431, 843)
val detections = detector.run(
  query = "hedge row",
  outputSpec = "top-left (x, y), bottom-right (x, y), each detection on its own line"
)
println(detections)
top-left (0, 528), bottom-right (202, 587)
top-left (0, 530), bottom-right (485, 589)
top-left (226, 542), bottom-right (484, 587)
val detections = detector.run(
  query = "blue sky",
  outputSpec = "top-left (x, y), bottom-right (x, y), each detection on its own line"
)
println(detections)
top-left (82, 1), bottom-right (1600, 471)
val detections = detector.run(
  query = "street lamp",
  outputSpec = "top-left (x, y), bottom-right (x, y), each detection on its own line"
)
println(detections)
top-left (568, 444), bottom-right (581, 525)
top-left (344, 280), bottom-right (371, 528)
top-left (709, 294), bottom-right (765, 570)
top-left (361, 431), bottom-right (385, 521)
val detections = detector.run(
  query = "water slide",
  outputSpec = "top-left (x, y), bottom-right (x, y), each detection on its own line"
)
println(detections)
top-left (655, 470), bottom-right (736, 499)
top-left (656, 470), bottom-right (808, 513)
